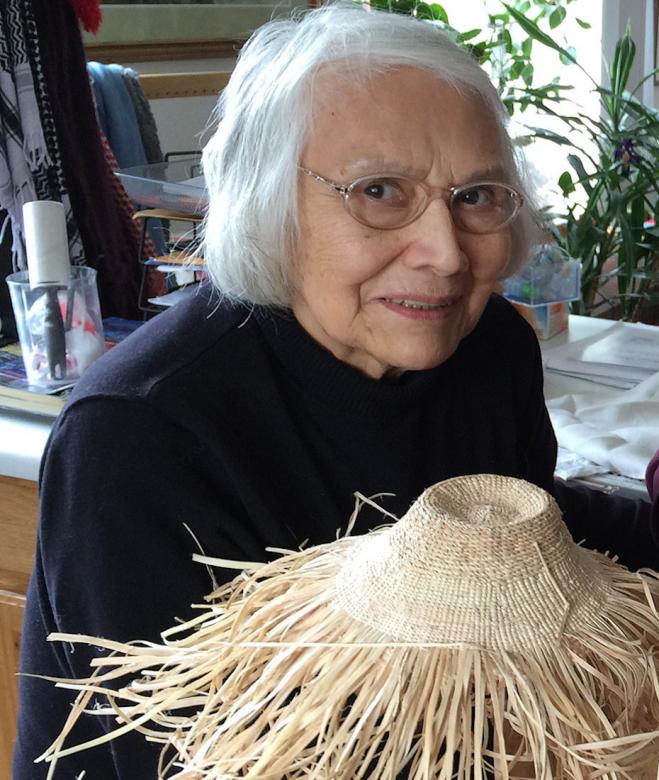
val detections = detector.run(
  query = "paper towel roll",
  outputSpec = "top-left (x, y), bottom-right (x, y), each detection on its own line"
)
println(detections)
top-left (23, 200), bottom-right (71, 288)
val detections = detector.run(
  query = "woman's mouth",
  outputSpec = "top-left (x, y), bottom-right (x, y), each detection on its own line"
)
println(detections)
top-left (379, 296), bottom-right (458, 319)
top-left (390, 299), bottom-right (449, 310)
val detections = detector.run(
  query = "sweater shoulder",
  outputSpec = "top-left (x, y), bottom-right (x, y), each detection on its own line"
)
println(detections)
top-left (480, 293), bottom-right (534, 334)
top-left (68, 287), bottom-right (257, 406)
top-left (468, 294), bottom-right (539, 358)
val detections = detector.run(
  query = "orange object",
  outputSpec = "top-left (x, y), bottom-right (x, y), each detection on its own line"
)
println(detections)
top-left (512, 301), bottom-right (569, 340)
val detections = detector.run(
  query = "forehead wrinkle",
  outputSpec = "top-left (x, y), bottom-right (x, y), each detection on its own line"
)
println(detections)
top-left (454, 163), bottom-right (509, 185)
top-left (331, 155), bottom-right (508, 189)
top-left (336, 155), bottom-right (430, 181)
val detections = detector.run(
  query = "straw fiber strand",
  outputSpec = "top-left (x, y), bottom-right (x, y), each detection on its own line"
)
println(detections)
top-left (38, 475), bottom-right (659, 778)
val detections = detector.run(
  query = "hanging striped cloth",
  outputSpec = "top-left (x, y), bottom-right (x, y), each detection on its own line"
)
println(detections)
top-left (0, 0), bottom-right (84, 270)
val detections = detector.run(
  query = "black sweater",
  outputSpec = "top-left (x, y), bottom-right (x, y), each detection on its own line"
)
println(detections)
top-left (14, 288), bottom-right (658, 778)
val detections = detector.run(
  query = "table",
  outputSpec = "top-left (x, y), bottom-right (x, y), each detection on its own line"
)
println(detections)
top-left (0, 396), bottom-right (59, 775)
top-left (541, 314), bottom-right (618, 401)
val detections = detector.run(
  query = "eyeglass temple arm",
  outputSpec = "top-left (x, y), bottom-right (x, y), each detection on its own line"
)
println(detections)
top-left (299, 167), bottom-right (349, 197)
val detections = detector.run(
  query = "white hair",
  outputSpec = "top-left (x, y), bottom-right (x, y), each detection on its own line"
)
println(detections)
top-left (201, 2), bottom-right (539, 307)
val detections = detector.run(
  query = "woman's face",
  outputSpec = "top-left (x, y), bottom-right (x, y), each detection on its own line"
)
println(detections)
top-left (291, 67), bottom-right (513, 379)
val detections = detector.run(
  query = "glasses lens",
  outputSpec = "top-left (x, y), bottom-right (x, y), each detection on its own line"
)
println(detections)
top-left (450, 183), bottom-right (521, 233)
top-left (346, 176), bottom-right (423, 229)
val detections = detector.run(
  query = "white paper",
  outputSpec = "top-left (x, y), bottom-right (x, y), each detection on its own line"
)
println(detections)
top-left (147, 283), bottom-right (200, 308)
top-left (580, 326), bottom-right (659, 371)
top-left (543, 321), bottom-right (659, 388)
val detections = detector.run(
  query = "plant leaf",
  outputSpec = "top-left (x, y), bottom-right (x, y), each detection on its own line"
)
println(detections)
top-left (428, 2), bottom-right (449, 22)
top-left (558, 170), bottom-right (575, 195)
top-left (524, 127), bottom-right (573, 145)
top-left (456, 27), bottom-right (481, 42)
top-left (549, 6), bottom-right (566, 29)
top-left (503, 4), bottom-right (576, 63)
top-left (566, 154), bottom-right (592, 194)
top-left (611, 29), bottom-right (635, 96)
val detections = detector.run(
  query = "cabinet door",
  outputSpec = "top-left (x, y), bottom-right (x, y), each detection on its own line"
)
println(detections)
top-left (0, 475), bottom-right (39, 595)
top-left (0, 475), bottom-right (38, 777)
top-left (0, 591), bottom-right (26, 778)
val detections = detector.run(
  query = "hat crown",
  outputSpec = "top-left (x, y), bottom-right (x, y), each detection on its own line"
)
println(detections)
top-left (336, 474), bottom-right (610, 651)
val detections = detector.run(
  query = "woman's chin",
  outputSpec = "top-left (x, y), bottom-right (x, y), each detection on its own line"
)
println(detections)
top-left (377, 342), bottom-right (462, 378)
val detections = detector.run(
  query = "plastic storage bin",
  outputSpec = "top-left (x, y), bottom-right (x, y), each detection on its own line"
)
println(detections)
top-left (503, 259), bottom-right (581, 306)
top-left (115, 157), bottom-right (207, 216)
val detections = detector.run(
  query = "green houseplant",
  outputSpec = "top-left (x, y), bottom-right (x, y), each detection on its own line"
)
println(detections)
top-left (360, 1), bottom-right (659, 322)
top-left (505, 9), bottom-right (659, 321)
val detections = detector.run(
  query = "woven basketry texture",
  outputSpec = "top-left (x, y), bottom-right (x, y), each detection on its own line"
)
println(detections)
top-left (336, 474), bottom-right (611, 651)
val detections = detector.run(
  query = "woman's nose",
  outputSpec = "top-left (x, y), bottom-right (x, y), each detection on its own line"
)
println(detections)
top-left (400, 198), bottom-right (469, 276)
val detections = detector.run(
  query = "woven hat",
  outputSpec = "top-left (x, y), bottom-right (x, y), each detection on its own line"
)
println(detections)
top-left (42, 475), bottom-right (659, 778)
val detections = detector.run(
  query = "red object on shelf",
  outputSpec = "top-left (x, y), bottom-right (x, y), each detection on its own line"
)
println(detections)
top-left (69, 0), bottom-right (102, 34)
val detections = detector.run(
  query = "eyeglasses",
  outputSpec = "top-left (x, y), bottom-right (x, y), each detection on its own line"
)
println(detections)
top-left (299, 167), bottom-right (523, 234)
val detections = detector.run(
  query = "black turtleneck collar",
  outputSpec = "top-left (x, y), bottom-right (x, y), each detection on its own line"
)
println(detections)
top-left (251, 305), bottom-right (478, 419)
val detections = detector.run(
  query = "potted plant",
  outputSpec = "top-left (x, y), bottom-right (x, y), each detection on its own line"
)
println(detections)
top-left (506, 8), bottom-right (659, 322)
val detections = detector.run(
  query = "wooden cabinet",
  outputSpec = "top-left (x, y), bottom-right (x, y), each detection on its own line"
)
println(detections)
top-left (0, 475), bottom-right (38, 778)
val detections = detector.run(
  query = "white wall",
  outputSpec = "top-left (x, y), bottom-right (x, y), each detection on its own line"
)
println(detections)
top-left (127, 57), bottom-right (236, 155)
top-left (601, 0), bottom-right (656, 108)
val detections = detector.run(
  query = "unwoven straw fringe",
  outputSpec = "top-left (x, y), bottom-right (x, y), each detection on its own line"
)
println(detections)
top-left (38, 474), bottom-right (659, 778)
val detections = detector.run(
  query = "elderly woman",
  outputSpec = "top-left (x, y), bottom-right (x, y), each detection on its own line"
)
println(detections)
top-left (14, 4), bottom-right (658, 778)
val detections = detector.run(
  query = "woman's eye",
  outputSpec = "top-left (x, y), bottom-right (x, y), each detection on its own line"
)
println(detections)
top-left (457, 186), bottom-right (494, 207)
top-left (359, 179), bottom-right (408, 205)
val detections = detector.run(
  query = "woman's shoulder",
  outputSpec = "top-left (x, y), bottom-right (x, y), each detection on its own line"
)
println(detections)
top-left (469, 293), bottom-right (539, 353)
top-left (69, 286), bottom-right (260, 407)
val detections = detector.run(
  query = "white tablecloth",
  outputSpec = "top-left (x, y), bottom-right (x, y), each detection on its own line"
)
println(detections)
top-left (547, 370), bottom-right (659, 480)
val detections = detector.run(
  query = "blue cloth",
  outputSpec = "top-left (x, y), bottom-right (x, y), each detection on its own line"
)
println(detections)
top-left (86, 62), bottom-right (147, 170)
top-left (87, 62), bottom-right (166, 254)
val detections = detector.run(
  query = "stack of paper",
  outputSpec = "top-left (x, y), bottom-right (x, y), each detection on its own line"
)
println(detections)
top-left (147, 281), bottom-right (201, 308)
top-left (0, 348), bottom-right (69, 416)
top-left (543, 321), bottom-right (659, 389)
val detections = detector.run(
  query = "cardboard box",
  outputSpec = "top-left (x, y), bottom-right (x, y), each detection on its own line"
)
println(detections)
top-left (511, 301), bottom-right (569, 340)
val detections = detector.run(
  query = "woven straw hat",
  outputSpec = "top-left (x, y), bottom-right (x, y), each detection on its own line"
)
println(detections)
top-left (42, 475), bottom-right (659, 779)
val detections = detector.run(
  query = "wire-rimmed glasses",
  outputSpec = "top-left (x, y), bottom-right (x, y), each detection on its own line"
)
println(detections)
top-left (299, 167), bottom-right (523, 234)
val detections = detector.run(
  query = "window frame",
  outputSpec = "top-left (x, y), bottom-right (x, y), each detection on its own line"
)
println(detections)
top-left (85, 2), bottom-right (312, 63)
